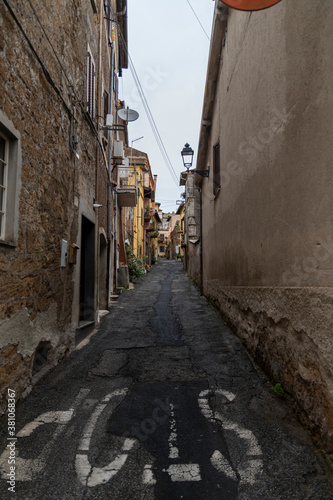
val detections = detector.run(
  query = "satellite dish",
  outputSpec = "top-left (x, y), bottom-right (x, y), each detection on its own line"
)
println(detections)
top-left (117, 107), bottom-right (139, 122)
top-left (220, 0), bottom-right (282, 11)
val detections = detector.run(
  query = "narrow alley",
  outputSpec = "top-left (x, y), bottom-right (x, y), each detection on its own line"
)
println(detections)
top-left (0, 261), bottom-right (332, 499)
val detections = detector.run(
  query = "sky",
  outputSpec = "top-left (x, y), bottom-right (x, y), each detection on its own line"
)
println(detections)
top-left (119, 0), bottom-right (216, 213)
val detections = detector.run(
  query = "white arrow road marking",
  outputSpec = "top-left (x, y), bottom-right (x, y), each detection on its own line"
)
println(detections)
top-left (163, 463), bottom-right (201, 482)
top-left (0, 388), bottom-right (89, 481)
top-left (75, 388), bottom-right (137, 487)
top-left (198, 389), bottom-right (263, 485)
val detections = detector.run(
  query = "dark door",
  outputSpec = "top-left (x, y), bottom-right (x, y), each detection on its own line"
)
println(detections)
top-left (79, 216), bottom-right (95, 322)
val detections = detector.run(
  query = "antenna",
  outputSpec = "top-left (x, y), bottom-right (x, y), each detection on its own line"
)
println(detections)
top-left (117, 107), bottom-right (139, 122)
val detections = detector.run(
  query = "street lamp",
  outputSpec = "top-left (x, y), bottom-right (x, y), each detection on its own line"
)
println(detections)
top-left (181, 143), bottom-right (194, 170)
top-left (181, 143), bottom-right (209, 177)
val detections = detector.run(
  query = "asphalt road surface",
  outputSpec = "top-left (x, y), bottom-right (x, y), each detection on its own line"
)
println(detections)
top-left (1, 261), bottom-right (333, 499)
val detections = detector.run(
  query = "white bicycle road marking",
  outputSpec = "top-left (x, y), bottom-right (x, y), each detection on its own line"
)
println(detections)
top-left (142, 464), bottom-right (156, 485)
top-left (0, 388), bottom-right (90, 481)
top-left (1, 386), bottom-right (263, 489)
top-left (210, 450), bottom-right (237, 481)
top-left (17, 410), bottom-right (74, 437)
top-left (198, 389), bottom-right (263, 485)
top-left (164, 463), bottom-right (201, 482)
top-left (168, 403), bottom-right (179, 459)
top-left (75, 388), bottom-right (137, 487)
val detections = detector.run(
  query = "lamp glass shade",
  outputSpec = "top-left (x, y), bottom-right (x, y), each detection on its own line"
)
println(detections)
top-left (181, 143), bottom-right (194, 169)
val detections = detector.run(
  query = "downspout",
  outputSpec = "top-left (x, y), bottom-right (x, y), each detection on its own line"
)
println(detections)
top-left (114, 172), bottom-right (118, 293)
top-left (199, 188), bottom-right (203, 294)
top-left (107, 41), bottom-right (115, 300)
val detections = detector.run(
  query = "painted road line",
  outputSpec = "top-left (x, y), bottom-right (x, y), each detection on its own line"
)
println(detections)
top-left (16, 410), bottom-right (74, 437)
top-left (142, 464), bottom-right (156, 485)
top-left (77, 388), bottom-right (128, 452)
top-left (215, 411), bottom-right (263, 485)
top-left (168, 403), bottom-right (179, 459)
top-left (163, 463), bottom-right (201, 482)
top-left (76, 438), bottom-right (136, 487)
top-left (215, 389), bottom-right (236, 402)
top-left (0, 388), bottom-right (90, 482)
top-left (75, 388), bottom-right (138, 487)
top-left (210, 450), bottom-right (237, 480)
top-left (198, 389), bottom-right (263, 485)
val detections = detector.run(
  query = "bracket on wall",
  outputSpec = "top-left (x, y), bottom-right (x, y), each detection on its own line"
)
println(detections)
top-left (187, 168), bottom-right (209, 178)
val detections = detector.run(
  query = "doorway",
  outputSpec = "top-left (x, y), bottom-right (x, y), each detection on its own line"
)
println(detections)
top-left (79, 216), bottom-right (95, 323)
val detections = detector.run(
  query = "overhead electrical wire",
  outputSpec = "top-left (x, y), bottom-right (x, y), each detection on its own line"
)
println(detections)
top-left (128, 59), bottom-right (180, 187)
top-left (117, 28), bottom-right (181, 189)
top-left (186, 0), bottom-right (211, 42)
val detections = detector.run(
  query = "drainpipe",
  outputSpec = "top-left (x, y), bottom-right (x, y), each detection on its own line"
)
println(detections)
top-left (107, 42), bottom-right (115, 300)
top-left (114, 177), bottom-right (118, 293)
top-left (199, 188), bottom-right (203, 295)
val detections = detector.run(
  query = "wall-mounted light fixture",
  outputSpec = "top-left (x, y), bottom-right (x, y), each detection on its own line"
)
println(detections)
top-left (181, 143), bottom-right (209, 178)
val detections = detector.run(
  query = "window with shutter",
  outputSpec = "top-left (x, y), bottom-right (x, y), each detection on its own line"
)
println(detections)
top-left (103, 90), bottom-right (109, 138)
top-left (0, 112), bottom-right (21, 246)
top-left (104, 0), bottom-right (112, 44)
top-left (0, 136), bottom-right (8, 239)
top-left (213, 141), bottom-right (220, 197)
top-left (86, 45), bottom-right (96, 120)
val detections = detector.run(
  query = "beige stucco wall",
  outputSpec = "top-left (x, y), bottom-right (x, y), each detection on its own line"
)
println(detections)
top-left (198, 1), bottom-right (333, 451)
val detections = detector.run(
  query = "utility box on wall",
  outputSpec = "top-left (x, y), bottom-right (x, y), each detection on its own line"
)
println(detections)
top-left (68, 243), bottom-right (79, 264)
top-left (113, 140), bottom-right (124, 164)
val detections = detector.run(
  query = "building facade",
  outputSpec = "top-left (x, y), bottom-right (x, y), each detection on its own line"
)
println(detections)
top-left (122, 147), bottom-right (159, 269)
top-left (0, 0), bottom-right (128, 410)
top-left (192, 1), bottom-right (333, 451)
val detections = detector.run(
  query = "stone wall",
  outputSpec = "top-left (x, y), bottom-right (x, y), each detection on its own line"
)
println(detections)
top-left (0, 0), bottom-right (115, 412)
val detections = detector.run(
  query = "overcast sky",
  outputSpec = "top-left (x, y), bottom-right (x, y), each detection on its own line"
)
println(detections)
top-left (119, 0), bottom-right (216, 213)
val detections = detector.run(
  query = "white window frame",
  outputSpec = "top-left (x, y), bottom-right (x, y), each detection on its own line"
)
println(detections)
top-left (86, 44), bottom-right (96, 120)
top-left (0, 133), bottom-right (8, 240)
top-left (0, 111), bottom-right (22, 247)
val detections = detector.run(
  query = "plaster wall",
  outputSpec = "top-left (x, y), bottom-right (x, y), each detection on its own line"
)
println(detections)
top-left (199, 1), bottom-right (333, 450)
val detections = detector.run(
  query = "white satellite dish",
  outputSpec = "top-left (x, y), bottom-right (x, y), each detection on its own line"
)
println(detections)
top-left (117, 107), bottom-right (139, 122)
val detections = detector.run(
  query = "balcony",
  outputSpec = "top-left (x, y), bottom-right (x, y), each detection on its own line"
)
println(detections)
top-left (117, 167), bottom-right (137, 206)
top-left (145, 222), bottom-right (155, 232)
top-left (117, 184), bottom-right (137, 207)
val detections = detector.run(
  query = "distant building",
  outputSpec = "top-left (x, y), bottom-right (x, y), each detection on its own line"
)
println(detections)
top-left (122, 148), bottom-right (159, 270)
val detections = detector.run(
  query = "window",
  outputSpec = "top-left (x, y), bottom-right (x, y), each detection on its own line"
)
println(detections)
top-left (104, 0), bottom-right (112, 44)
top-left (0, 135), bottom-right (8, 239)
top-left (213, 141), bottom-right (220, 197)
top-left (103, 90), bottom-right (109, 138)
top-left (86, 45), bottom-right (96, 120)
top-left (0, 111), bottom-right (21, 246)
